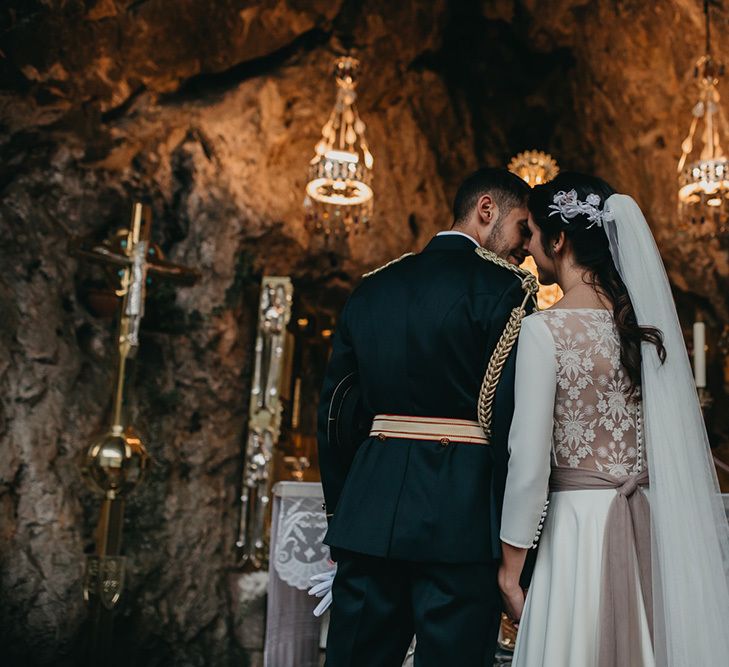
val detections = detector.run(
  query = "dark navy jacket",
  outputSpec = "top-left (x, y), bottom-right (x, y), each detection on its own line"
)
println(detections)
top-left (317, 233), bottom-right (530, 563)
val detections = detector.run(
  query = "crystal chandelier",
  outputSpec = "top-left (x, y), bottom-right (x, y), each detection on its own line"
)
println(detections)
top-left (304, 56), bottom-right (374, 237)
top-left (507, 150), bottom-right (559, 187)
top-left (508, 150), bottom-right (563, 309)
top-left (677, 0), bottom-right (729, 240)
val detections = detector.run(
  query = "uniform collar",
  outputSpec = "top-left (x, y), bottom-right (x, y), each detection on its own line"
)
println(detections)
top-left (424, 231), bottom-right (481, 252)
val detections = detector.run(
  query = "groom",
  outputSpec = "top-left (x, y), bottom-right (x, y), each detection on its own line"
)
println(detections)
top-left (318, 167), bottom-right (534, 666)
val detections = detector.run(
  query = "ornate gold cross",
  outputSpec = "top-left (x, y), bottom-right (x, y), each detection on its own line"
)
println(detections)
top-left (72, 202), bottom-right (199, 657)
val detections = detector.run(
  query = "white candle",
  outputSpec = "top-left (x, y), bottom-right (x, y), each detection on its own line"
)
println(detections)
top-left (693, 321), bottom-right (707, 388)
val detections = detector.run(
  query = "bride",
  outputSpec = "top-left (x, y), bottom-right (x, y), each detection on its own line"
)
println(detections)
top-left (498, 172), bottom-right (729, 666)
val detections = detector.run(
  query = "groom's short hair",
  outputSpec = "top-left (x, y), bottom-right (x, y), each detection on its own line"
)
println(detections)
top-left (452, 167), bottom-right (530, 226)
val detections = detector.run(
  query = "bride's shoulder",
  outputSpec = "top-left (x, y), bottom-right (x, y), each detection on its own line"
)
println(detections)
top-left (517, 312), bottom-right (558, 355)
top-left (521, 309), bottom-right (570, 338)
top-left (523, 308), bottom-right (560, 322)
top-left (520, 310), bottom-right (554, 334)
top-left (525, 307), bottom-right (572, 331)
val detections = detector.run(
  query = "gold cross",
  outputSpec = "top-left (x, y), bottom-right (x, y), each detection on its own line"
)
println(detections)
top-left (73, 203), bottom-right (200, 631)
top-left (73, 203), bottom-right (200, 426)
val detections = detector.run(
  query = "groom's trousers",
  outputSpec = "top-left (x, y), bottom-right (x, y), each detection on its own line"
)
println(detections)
top-left (324, 549), bottom-right (501, 667)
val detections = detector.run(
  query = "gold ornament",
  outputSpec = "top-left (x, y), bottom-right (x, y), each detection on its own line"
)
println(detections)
top-left (508, 150), bottom-right (559, 187)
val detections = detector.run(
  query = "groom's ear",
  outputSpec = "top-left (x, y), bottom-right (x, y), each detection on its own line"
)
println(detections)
top-left (476, 193), bottom-right (499, 227)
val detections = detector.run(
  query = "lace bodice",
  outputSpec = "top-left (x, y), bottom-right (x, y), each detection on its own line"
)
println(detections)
top-left (500, 309), bottom-right (645, 549)
top-left (541, 309), bottom-right (643, 476)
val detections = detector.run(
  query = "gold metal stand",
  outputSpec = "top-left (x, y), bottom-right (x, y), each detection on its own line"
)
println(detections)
top-left (73, 203), bottom-right (199, 662)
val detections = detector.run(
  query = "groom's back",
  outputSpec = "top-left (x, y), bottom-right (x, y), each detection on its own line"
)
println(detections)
top-left (320, 232), bottom-right (528, 562)
top-left (348, 234), bottom-right (522, 420)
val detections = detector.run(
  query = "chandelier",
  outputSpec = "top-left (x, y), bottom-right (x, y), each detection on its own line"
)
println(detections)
top-left (677, 0), bottom-right (729, 240)
top-left (508, 150), bottom-right (563, 309)
top-left (507, 150), bottom-right (559, 187)
top-left (304, 56), bottom-right (374, 237)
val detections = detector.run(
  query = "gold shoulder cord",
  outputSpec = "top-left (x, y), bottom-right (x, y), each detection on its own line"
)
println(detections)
top-left (362, 252), bottom-right (415, 278)
top-left (474, 247), bottom-right (539, 443)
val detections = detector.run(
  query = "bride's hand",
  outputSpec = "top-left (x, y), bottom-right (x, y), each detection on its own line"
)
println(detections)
top-left (498, 568), bottom-right (525, 624)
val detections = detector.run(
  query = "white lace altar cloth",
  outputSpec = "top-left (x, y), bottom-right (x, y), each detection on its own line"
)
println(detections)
top-left (272, 482), bottom-right (331, 590)
top-left (264, 482), bottom-right (330, 667)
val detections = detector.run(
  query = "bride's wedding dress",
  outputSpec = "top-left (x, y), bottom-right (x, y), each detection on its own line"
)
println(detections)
top-left (499, 194), bottom-right (729, 667)
top-left (501, 308), bottom-right (654, 666)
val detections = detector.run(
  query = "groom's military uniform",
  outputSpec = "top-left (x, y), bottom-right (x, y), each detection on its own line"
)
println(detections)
top-left (318, 233), bottom-right (535, 667)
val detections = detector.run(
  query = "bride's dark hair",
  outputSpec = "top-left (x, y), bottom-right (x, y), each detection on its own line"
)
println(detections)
top-left (528, 171), bottom-right (665, 394)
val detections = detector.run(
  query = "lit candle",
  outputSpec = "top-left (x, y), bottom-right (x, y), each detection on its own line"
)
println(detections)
top-left (693, 321), bottom-right (707, 388)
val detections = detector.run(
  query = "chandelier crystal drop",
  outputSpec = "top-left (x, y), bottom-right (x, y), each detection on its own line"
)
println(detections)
top-left (507, 150), bottom-right (559, 187)
top-left (304, 56), bottom-right (374, 237)
top-left (677, 0), bottom-right (729, 240)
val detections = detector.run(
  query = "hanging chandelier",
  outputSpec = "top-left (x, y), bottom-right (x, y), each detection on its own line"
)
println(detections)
top-left (508, 149), bottom-right (563, 309)
top-left (507, 150), bottom-right (559, 187)
top-left (304, 56), bottom-right (374, 237)
top-left (677, 0), bottom-right (729, 240)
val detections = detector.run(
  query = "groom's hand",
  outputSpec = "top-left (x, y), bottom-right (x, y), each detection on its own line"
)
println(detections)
top-left (498, 566), bottom-right (525, 624)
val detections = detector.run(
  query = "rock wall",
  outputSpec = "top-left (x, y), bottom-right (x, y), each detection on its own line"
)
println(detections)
top-left (1, 1), bottom-right (728, 665)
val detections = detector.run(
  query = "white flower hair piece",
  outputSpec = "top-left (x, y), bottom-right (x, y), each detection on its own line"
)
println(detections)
top-left (548, 189), bottom-right (615, 229)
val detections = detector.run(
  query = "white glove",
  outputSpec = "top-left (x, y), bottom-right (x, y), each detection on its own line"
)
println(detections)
top-left (308, 564), bottom-right (337, 617)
